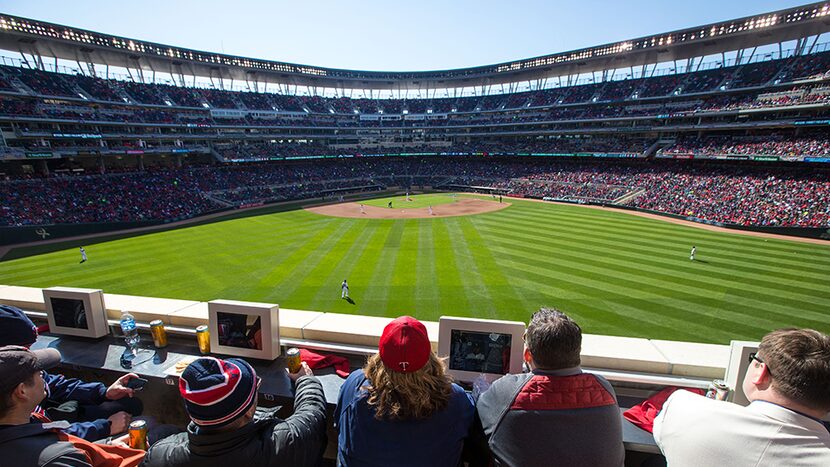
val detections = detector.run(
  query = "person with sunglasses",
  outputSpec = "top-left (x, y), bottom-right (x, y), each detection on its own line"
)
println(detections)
top-left (654, 328), bottom-right (830, 466)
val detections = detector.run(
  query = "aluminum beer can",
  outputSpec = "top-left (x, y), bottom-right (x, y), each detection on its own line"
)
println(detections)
top-left (196, 325), bottom-right (210, 354)
top-left (128, 420), bottom-right (148, 450)
top-left (285, 347), bottom-right (302, 373)
top-left (705, 379), bottom-right (730, 401)
top-left (150, 320), bottom-right (168, 348)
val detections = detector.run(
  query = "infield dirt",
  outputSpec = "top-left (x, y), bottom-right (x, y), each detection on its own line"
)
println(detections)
top-left (305, 198), bottom-right (510, 219)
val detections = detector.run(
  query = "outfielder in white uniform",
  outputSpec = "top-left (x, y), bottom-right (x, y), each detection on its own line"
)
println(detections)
top-left (79, 246), bottom-right (87, 263)
top-left (690, 246), bottom-right (696, 261)
top-left (341, 279), bottom-right (349, 299)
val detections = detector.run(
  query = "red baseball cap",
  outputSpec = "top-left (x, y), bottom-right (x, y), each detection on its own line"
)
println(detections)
top-left (379, 316), bottom-right (431, 373)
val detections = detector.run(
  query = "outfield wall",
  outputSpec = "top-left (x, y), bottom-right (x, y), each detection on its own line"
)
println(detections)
top-left (0, 284), bottom-right (729, 380)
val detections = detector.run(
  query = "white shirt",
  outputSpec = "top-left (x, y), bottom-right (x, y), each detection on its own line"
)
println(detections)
top-left (654, 390), bottom-right (830, 466)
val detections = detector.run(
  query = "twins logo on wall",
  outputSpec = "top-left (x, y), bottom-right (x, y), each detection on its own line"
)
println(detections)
top-left (35, 228), bottom-right (50, 239)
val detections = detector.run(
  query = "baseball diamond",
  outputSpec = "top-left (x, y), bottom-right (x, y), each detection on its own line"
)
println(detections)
top-left (1, 194), bottom-right (827, 344)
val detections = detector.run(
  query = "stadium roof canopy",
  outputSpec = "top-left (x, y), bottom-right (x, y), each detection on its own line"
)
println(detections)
top-left (0, 2), bottom-right (829, 92)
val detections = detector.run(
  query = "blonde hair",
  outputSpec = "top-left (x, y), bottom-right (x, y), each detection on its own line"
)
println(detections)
top-left (363, 352), bottom-right (453, 420)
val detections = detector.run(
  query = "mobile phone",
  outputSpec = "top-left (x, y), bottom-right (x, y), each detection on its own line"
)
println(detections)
top-left (125, 377), bottom-right (148, 390)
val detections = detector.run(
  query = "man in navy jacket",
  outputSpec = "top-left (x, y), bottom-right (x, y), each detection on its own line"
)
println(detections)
top-left (0, 305), bottom-right (143, 440)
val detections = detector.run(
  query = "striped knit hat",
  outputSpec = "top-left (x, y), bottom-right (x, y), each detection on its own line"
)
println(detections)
top-left (179, 357), bottom-right (258, 427)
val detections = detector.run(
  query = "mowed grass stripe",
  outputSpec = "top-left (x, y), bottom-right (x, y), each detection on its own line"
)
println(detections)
top-left (497, 260), bottom-right (769, 342)
top-left (487, 243), bottom-right (824, 335)
top-left (304, 221), bottom-right (381, 311)
top-left (386, 220), bottom-right (420, 313)
top-left (480, 212), bottom-right (830, 284)
top-left (332, 221), bottom-right (394, 316)
top-left (475, 218), bottom-right (830, 311)
top-left (261, 219), bottom-right (358, 300)
top-left (498, 204), bottom-right (830, 268)
top-left (462, 216), bottom-right (529, 314)
top-left (494, 241), bottom-right (825, 327)
top-left (443, 218), bottom-right (497, 318)
top-left (414, 219), bottom-right (441, 316)
top-left (482, 228), bottom-right (829, 327)
top-left (431, 219), bottom-right (472, 318)
top-left (357, 220), bottom-right (406, 316)
top-left (496, 202), bottom-right (830, 262)
top-left (252, 218), bottom-right (344, 292)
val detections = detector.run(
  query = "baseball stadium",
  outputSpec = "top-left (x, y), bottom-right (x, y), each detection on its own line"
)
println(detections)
top-left (0, 2), bottom-right (829, 464)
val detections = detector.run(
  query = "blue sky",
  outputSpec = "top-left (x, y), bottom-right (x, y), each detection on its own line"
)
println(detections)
top-left (0, 0), bottom-right (815, 71)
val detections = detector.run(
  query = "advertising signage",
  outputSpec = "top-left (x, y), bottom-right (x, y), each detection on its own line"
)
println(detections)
top-left (25, 152), bottom-right (54, 158)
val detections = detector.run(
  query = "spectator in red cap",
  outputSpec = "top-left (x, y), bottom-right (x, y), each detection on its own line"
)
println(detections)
top-left (335, 315), bottom-right (475, 467)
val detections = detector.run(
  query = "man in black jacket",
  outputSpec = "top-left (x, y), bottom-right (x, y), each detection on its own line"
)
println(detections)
top-left (141, 356), bottom-right (327, 467)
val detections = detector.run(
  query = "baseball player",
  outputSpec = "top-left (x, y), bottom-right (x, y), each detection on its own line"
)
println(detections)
top-left (388, 201), bottom-right (393, 209)
top-left (428, 205), bottom-right (433, 216)
top-left (79, 246), bottom-right (87, 263)
top-left (690, 246), bottom-right (696, 261)
top-left (360, 204), bottom-right (366, 214)
top-left (341, 279), bottom-right (349, 299)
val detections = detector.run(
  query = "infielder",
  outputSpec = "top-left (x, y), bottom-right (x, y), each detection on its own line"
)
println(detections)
top-left (690, 246), bottom-right (696, 261)
top-left (360, 204), bottom-right (366, 214)
top-left (79, 246), bottom-right (87, 263)
top-left (341, 279), bottom-right (349, 299)
top-left (428, 205), bottom-right (433, 216)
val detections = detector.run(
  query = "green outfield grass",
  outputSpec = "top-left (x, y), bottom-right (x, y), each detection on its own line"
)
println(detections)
top-left (362, 193), bottom-right (460, 209)
top-left (2, 196), bottom-right (828, 344)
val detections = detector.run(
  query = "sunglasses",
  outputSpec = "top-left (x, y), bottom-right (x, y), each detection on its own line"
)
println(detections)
top-left (748, 352), bottom-right (772, 376)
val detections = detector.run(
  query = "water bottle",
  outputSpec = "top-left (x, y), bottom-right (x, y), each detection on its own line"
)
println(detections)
top-left (471, 374), bottom-right (491, 402)
top-left (120, 311), bottom-right (140, 350)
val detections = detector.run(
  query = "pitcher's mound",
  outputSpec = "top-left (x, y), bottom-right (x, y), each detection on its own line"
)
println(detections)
top-left (306, 198), bottom-right (510, 219)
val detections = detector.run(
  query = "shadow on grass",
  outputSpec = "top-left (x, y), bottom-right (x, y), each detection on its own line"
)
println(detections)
top-left (345, 297), bottom-right (356, 305)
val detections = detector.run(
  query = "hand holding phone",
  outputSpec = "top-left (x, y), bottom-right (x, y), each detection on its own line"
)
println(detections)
top-left (125, 377), bottom-right (148, 391)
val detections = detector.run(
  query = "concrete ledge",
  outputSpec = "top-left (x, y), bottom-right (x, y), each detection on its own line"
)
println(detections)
top-left (301, 312), bottom-right (440, 350)
top-left (302, 313), bottom-right (395, 348)
top-left (168, 302), bottom-right (209, 328)
top-left (279, 308), bottom-right (325, 339)
top-left (582, 334), bottom-right (671, 374)
top-left (1, 286), bottom-right (728, 379)
top-left (104, 293), bottom-right (201, 324)
top-left (0, 285), bottom-right (47, 311)
top-left (651, 339), bottom-right (729, 379)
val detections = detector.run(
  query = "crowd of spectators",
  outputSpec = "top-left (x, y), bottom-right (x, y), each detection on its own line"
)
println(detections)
top-left (1, 82), bottom-right (826, 136)
top-left (2, 156), bottom-right (828, 228)
top-left (0, 48), bottom-right (827, 122)
top-left (662, 134), bottom-right (830, 157)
